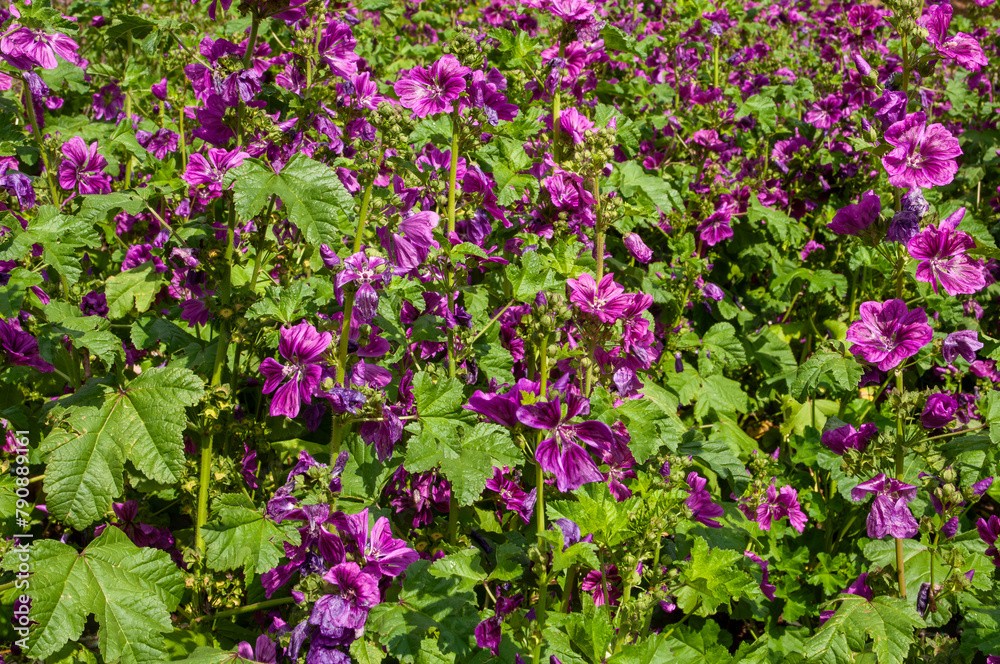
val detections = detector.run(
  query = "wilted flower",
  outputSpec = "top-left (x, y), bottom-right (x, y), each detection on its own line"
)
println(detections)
top-left (942, 330), bottom-right (983, 363)
top-left (921, 393), bottom-right (958, 429)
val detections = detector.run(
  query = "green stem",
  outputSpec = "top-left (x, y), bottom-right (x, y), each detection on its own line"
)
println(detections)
top-left (713, 36), bottom-right (720, 89)
top-left (23, 86), bottom-right (59, 205)
top-left (593, 176), bottom-right (604, 281)
top-left (560, 564), bottom-right (578, 612)
top-left (248, 195), bottom-right (277, 292)
top-left (193, 597), bottom-right (294, 622)
top-left (639, 534), bottom-right (663, 635)
top-left (445, 109), bottom-right (461, 380)
top-left (893, 369), bottom-right (907, 599)
top-left (531, 336), bottom-right (550, 664)
top-left (552, 41), bottom-right (565, 163)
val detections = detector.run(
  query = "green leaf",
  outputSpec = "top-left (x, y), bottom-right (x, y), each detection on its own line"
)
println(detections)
top-left (428, 549), bottom-right (489, 592)
top-left (245, 281), bottom-right (316, 323)
top-left (106, 264), bottom-right (165, 318)
top-left (367, 560), bottom-right (479, 663)
top-left (201, 493), bottom-right (301, 579)
top-left (505, 250), bottom-right (560, 302)
top-left (40, 368), bottom-right (204, 529)
top-left (2, 528), bottom-right (183, 664)
top-left (736, 95), bottom-right (777, 132)
top-left (405, 422), bottom-right (520, 506)
top-left (613, 396), bottom-right (683, 462)
top-left (802, 596), bottom-right (920, 664)
top-left (792, 349), bottom-right (863, 400)
top-left (675, 538), bottom-right (757, 617)
top-left (548, 482), bottom-right (637, 547)
top-left (661, 621), bottom-right (735, 664)
top-left (226, 155), bottom-right (355, 248)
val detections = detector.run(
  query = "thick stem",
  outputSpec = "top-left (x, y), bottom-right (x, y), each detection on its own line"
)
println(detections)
top-left (193, 597), bottom-right (294, 622)
top-left (593, 176), bottom-right (604, 281)
top-left (552, 41), bottom-right (565, 163)
top-left (445, 110), bottom-right (461, 380)
top-left (531, 336), bottom-right (550, 664)
top-left (894, 369), bottom-right (907, 599)
top-left (712, 36), bottom-right (720, 89)
top-left (23, 87), bottom-right (59, 205)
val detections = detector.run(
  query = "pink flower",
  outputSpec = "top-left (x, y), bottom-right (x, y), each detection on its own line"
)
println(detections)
top-left (907, 208), bottom-right (987, 296)
top-left (756, 483), bottom-right (807, 532)
top-left (882, 112), bottom-right (962, 189)
top-left (846, 300), bottom-right (933, 371)
top-left (58, 137), bottom-right (111, 195)
top-left (393, 56), bottom-right (470, 118)
top-left (567, 273), bottom-right (633, 324)
top-left (259, 322), bottom-right (332, 419)
top-left (0, 27), bottom-right (80, 70)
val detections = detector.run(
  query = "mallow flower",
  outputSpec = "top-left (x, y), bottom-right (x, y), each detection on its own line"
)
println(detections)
top-left (828, 190), bottom-right (880, 236)
top-left (882, 112), bottom-right (962, 189)
top-left (58, 137), bottom-right (112, 195)
top-left (393, 55), bottom-right (470, 118)
top-left (907, 208), bottom-right (987, 296)
top-left (942, 330), bottom-right (983, 363)
top-left (846, 300), bottom-right (933, 371)
top-left (259, 322), bottom-right (332, 419)
top-left (851, 473), bottom-right (920, 539)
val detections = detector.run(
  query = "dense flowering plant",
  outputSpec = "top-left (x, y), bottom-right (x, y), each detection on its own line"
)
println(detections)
top-left (0, 0), bottom-right (998, 663)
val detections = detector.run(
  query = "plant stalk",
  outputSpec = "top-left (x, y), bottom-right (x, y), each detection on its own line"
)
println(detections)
top-left (893, 369), bottom-right (907, 598)
top-left (23, 86), bottom-right (59, 205)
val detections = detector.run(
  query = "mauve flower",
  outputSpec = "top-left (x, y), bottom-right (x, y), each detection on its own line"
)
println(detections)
top-left (516, 394), bottom-right (610, 493)
top-left (237, 636), bottom-right (279, 664)
top-left (331, 508), bottom-right (418, 578)
top-left (0, 164), bottom-right (35, 209)
top-left (547, 0), bottom-right (596, 22)
top-left (334, 252), bottom-right (391, 324)
top-left (80, 291), bottom-right (108, 317)
top-left (744, 552), bottom-right (776, 600)
top-left (843, 573), bottom-right (874, 601)
top-left (919, 4), bottom-right (988, 71)
top-left (852, 473), bottom-right (919, 539)
top-left (559, 107), bottom-right (595, 144)
top-left (846, 299), bottom-right (933, 371)
top-left (804, 93), bottom-right (843, 129)
top-left (0, 27), bottom-right (80, 69)
top-left (623, 233), bottom-right (653, 263)
top-left (756, 483), bottom-right (808, 532)
top-left (942, 330), bottom-right (982, 363)
top-left (475, 617), bottom-right (501, 655)
top-left (581, 564), bottom-right (622, 606)
top-left (311, 562), bottom-right (380, 633)
top-left (882, 112), bottom-right (962, 189)
top-left (907, 209), bottom-right (987, 296)
top-left (92, 83), bottom-right (124, 121)
top-left (685, 472), bottom-right (725, 528)
top-left (828, 190), bottom-right (880, 236)
top-left (821, 422), bottom-right (878, 455)
top-left (921, 393), bottom-right (957, 429)
top-left (800, 240), bottom-right (824, 260)
top-left (318, 22), bottom-right (359, 79)
top-left (977, 515), bottom-right (1000, 566)
top-left (136, 129), bottom-right (179, 160)
top-left (0, 318), bottom-right (54, 372)
top-left (259, 321), bottom-right (332, 419)
top-left (886, 210), bottom-right (920, 245)
top-left (151, 77), bottom-right (168, 100)
top-left (545, 168), bottom-right (593, 209)
top-left (394, 55), bottom-right (470, 118)
top-left (567, 273), bottom-right (632, 324)
top-left (697, 209), bottom-right (733, 245)
top-left (183, 148), bottom-right (248, 201)
top-left (870, 90), bottom-right (907, 129)
top-left (468, 69), bottom-right (518, 126)
top-left (58, 137), bottom-right (112, 195)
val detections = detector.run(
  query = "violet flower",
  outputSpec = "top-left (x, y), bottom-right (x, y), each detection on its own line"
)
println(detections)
top-left (581, 565), bottom-right (622, 607)
top-left (183, 148), bottom-right (249, 201)
top-left (334, 252), bottom-right (391, 324)
top-left (942, 330), bottom-right (982, 363)
top-left (393, 55), bottom-right (470, 118)
top-left (882, 112), bottom-right (962, 189)
top-left (851, 473), bottom-right (920, 539)
top-left (977, 515), bottom-right (1000, 566)
top-left (756, 483), bottom-right (808, 532)
top-left (475, 616), bottom-right (501, 655)
top-left (827, 190), bottom-right (880, 236)
top-left (846, 299), bottom-right (933, 371)
top-left (310, 562), bottom-right (380, 633)
top-left (744, 552), bottom-right (776, 600)
top-left (907, 208), bottom-right (987, 296)
top-left (0, 27), bottom-right (80, 69)
top-left (0, 318), bottom-right (54, 372)
top-left (821, 423), bottom-right (878, 455)
top-left (331, 508), bottom-right (419, 578)
top-left (623, 233), bottom-right (653, 263)
top-left (58, 137), bottom-right (112, 195)
top-left (318, 22), bottom-right (359, 79)
top-left (515, 394), bottom-right (610, 493)
top-left (920, 393), bottom-right (957, 429)
top-left (685, 472), bottom-right (725, 528)
top-left (259, 321), bottom-right (332, 419)
top-left (567, 273), bottom-right (632, 324)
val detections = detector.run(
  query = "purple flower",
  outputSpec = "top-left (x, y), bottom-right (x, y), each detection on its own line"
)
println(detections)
top-left (237, 636), bottom-right (279, 664)
top-left (921, 393), bottom-right (957, 429)
top-left (331, 508), bottom-right (418, 578)
top-left (311, 562), bottom-right (380, 633)
top-left (516, 395), bottom-right (610, 493)
top-left (755, 483), bottom-right (808, 532)
top-left (581, 565), bottom-right (622, 607)
top-left (697, 209), bottom-right (734, 246)
top-left (567, 273), bottom-right (632, 324)
top-left (977, 515), bottom-right (1000, 566)
top-left (828, 190), bottom-right (880, 236)
top-left (558, 107), bottom-right (595, 145)
top-left (259, 321), bottom-right (332, 419)
top-left (907, 210), bottom-right (987, 296)
top-left (851, 473), bottom-right (919, 540)
top-left (886, 210), bottom-right (920, 245)
top-left (58, 137), bottom-right (112, 195)
top-left (870, 90), bottom-right (907, 129)
top-left (882, 112), bottom-right (962, 189)
top-left (318, 22), bottom-right (359, 79)
top-left (846, 299), bottom-right (933, 371)
top-left (548, 0), bottom-right (596, 22)
top-left (843, 573), bottom-right (874, 601)
top-left (821, 423), bottom-right (878, 455)
top-left (136, 129), bottom-right (179, 160)
top-left (800, 240), bottom-right (825, 260)
top-left (744, 552), bottom-right (776, 600)
top-left (80, 291), bottom-right (109, 317)
top-left (685, 472), bottom-right (725, 528)
top-left (465, 379), bottom-right (538, 428)
top-left (92, 83), bottom-right (124, 121)
top-left (942, 330), bottom-right (982, 363)
top-left (0, 318), bottom-right (54, 372)
top-left (469, 69), bottom-right (518, 126)
top-left (151, 78), bottom-right (168, 100)
top-left (0, 164), bottom-right (35, 209)
top-left (0, 28), bottom-right (80, 70)
top-left (335, 252), bottom-right (391, 324)
top-left (182, 148), bottom-right (248, 201)
top-left (393, 56), bottom-right (470, 118)
top-left (475, 616), bottom-right (501, 655)
top-left (623, 233), bottom-right (653, 263)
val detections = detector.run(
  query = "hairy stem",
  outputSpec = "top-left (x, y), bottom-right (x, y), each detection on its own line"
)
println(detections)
top-left (23, 87), bottom-right (59, 205)
top-left (894, 369), bottom-right (907, 599)
top-left (531, 335), bottom-right (550, 664)
top-left (445, 109), bottom-right (461, 381)
top-left (593, 175), bottom-right (605, 281)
